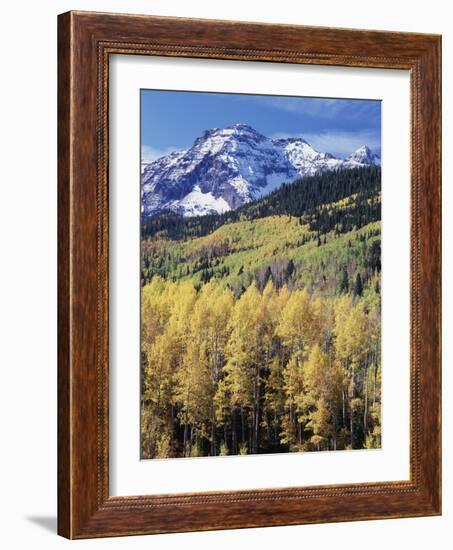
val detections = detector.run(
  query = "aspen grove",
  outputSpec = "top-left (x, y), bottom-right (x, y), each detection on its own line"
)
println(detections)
top-left (141, 278), bottom-right (381, 458)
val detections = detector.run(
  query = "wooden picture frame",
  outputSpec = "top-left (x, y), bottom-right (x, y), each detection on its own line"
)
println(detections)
top-left (58, 10), bottom-right (441, 539)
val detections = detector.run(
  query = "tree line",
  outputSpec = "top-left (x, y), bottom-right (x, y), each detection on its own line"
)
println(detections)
top-left (141, 166), bottom-right (381, 242)
top-left (141, 277), bottom-right (381, 459)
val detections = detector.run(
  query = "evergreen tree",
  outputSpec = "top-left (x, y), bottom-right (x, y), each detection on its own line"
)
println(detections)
top-left (339, 267), bottom-right (349, 294)
top-left (285, 259), bottom-right (295, 281)
top-left (354, 273), bottom-right (363, 297)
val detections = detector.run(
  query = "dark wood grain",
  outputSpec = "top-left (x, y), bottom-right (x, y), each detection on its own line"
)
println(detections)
top-left (57, 10), bottom-right (442, 539)
top-left (57, 11), bottom-right (71, 538)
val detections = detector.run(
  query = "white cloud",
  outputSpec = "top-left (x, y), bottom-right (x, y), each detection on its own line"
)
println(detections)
top-left (261, 97), bottom-right (347, 119)
top-left (272, 130), bottom-right (380, 158)
top-left (256, 96), bottom-right (380, 121)
top-left (141, 145), bottom-right (179, 162)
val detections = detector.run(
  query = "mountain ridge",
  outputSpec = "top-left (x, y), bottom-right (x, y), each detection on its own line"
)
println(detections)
top-left (142, 123), bottom-right (380, 218)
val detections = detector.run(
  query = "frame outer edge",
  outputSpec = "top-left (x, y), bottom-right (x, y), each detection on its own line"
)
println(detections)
top-left (57, 11), bottom-right (73, 540)
top-left (427, 35), bottom-right (442, 514)
top-left (427, 36), bottom-right (441, 516)
top-left (411, 36), bottom-right (442, 516)
top-left (435, 36), bottom-right (442, 515)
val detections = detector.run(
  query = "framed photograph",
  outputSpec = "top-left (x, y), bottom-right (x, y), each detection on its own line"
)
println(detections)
top-left (58, 11), bottom-right (441, 538)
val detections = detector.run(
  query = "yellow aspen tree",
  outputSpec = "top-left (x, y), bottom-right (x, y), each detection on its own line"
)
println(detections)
top-left (334, 297), bottom-right (369, 448)
top-left (277, 289), bottom-right (316, 357)
top-left (280, 351), bottom-right (305, 450)
top-left (222, 284), bottom-right (263, 454)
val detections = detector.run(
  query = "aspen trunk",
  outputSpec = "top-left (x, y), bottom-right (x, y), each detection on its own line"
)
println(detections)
top-left (363, 364), bottom-right (369, 434)
top-left (210, 422), bottom-right (216, 456)
top-left (333, 415), bottom-right (337, 451)
top-left (232, 411), bottom-right (237, 454)
top-left (241, 407), bottom-right (246, 446)
top-left (183, 419), bottom-right (189, 457)
top-left (373, 351), bottom-right (378, 404)
top-left (254, 368), bottom-right (260, 454)
top-left (342, 388), bottom-right (346, 427)
top-left (224, 423), bottom-right (228, 452)
top-left (350, 408), bottom-right (354, 449)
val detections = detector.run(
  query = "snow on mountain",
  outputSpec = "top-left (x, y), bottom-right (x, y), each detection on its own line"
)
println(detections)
top-left (141, 124), bottom-right (380, 218)
top-left (343, 145), bottom-right (381, 167)
top-left (275, 138), bottom-right (342, 178)
top-left (165, 185), bottom-right (230, 218)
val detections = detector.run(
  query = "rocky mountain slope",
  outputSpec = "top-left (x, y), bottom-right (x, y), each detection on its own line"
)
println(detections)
top-left (141, 124), bottom-right (380, 217)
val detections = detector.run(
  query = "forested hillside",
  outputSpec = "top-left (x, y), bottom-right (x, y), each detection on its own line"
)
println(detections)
top-left (140, 166), bottom-right (382, 459)
top-left (142, 165), bottom-right (380, 241)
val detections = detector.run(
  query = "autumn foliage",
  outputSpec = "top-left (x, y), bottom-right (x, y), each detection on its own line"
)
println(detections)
top-left (140, 166), bottom-right (381, 458)
top-left (141, 278), bottom-right (381, 458)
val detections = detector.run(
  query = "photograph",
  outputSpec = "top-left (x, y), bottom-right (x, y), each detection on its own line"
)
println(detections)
top-left (140, 90), bottom-right (382, 459)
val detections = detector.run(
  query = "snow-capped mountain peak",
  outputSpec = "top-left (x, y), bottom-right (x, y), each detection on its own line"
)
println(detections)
top-left (141, 125), bottom-right (380, 218)
top-left (346, 145), bottom-right (381, 166)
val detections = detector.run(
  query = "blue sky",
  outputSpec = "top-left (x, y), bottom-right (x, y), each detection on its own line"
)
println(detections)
top-left (141, 89), bottom-right (381, 161)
